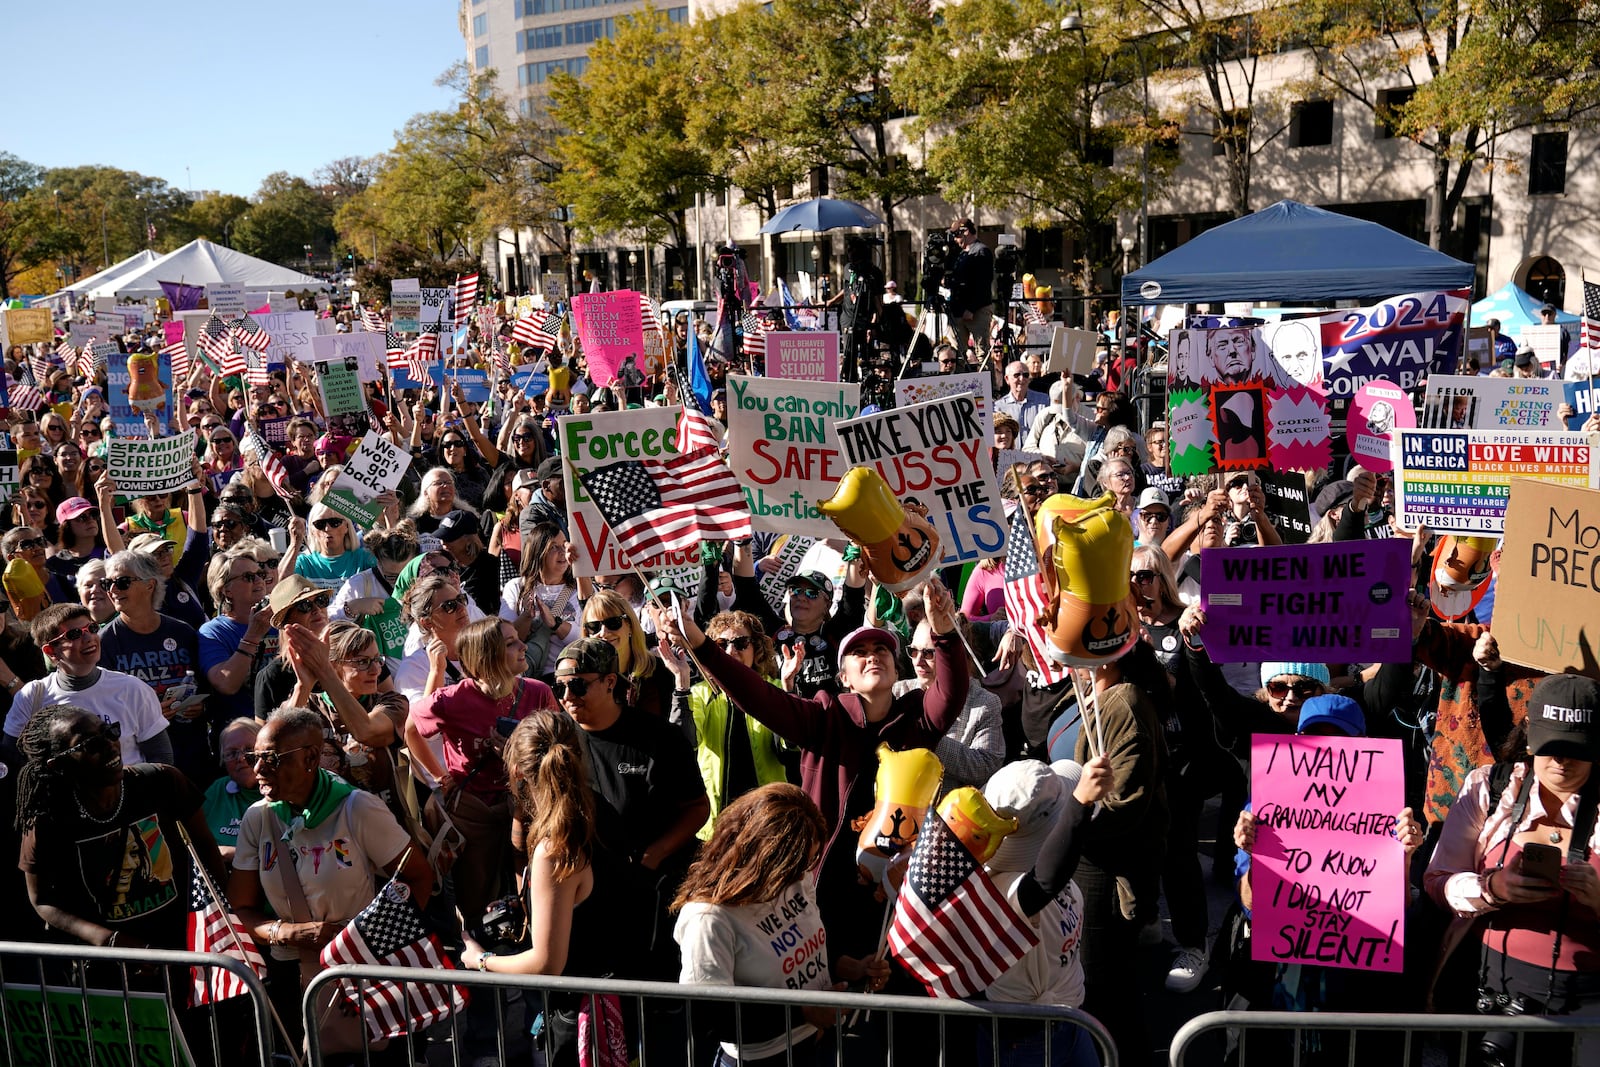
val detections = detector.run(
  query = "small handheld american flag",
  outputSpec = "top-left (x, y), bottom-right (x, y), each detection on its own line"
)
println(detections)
top-left (185, 867), bottom-right (266, 1007)
top-left (454, 274), bottom-right (479, 328)
top-left (1582, 280), bottom-right (1600, 353)
top-left (1002, 501), bottom-right (1066, 684)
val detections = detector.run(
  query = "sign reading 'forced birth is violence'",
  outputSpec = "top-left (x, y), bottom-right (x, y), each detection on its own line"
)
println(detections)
top-left (1250, 735), bottom-right (1406, 973)
top-left (725, 375), bottom-right (859, 538)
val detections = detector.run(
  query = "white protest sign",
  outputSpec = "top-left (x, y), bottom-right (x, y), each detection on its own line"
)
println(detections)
top-left (95, 310), bottom-right (126, 335)
top-left (725, 375), bottom-right (860, 537)
top-left (92, 296), bottom-right (115, 315)
top-left (324, 431), bottom-right (411, 527)
top-left (833, 394), bottom-right (1008, 565)
top-left (391, 279), bottom-right (420, 333)
top-left (106, 434), bottom-right (196, 495)
top-left (1520, 323), bottom-right (1565, 367)
top-left (205, 284), bottom-right (247, 317)
top-left (115, 304), bottom-right (148, 330)
top-left (1421, 374), bottom-right (1565, 431)
top-left (315, 293), bottom-right (330, 313)
top-left (419, 288), bottom-right (452, 335)
top-left (311, 331), bottom-right (386, 382)
top-left (895, 372), bottom-right (994, 451)
top-left (267, 295), bottom-right (299, 313)
top-left (68, 321), bottom-right (112, 347)
top-left (1048, 326), bottom-right (1098, 375)
top-left (254, 310), bottom-right (316, 367)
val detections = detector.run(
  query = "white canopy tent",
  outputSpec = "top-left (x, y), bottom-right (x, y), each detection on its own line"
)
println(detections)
top-left (62, 249), bottom-right (162, 297)
top-left (91, 239), bottom-right (328, 300)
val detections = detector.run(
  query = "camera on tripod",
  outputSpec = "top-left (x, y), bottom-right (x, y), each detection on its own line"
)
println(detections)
top-left (715, 245), bottom-right (746, 308)
top-left (921, 230), bottom-right (956, 311)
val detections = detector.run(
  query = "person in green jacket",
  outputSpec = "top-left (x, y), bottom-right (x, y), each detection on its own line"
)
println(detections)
top-left (658, 609), bottom-right (793, 839)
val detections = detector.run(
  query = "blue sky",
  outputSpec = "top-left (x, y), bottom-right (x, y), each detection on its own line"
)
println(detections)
top-left (5, 1), bottom-right (465, 198)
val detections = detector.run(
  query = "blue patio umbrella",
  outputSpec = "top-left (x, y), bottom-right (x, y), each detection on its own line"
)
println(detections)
top-left (759, 197), bottom-right (884, 234)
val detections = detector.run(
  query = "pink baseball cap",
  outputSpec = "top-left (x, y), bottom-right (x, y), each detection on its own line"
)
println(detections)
top-left (56, 497), bottom-right (96, 523)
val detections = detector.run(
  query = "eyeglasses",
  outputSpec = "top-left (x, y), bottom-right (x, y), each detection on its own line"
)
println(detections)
top-left (441, 440), bottom-right (467, 449)
top-left (210, 436), bottom-right (235, 446)
top-left (1107, 468), bottom-right (1134, 480)
top-left (1108, 445), bottom-right (1137, 457)
top-left (15, 536), bottom-right (47, 551)
top-left (1020, 484), bottom-right (1049, 498)
top-left (551, 676), bottom-right (599, 700)
top-left (908, 647), bottom-right (937, 661)
top-left (311, 517), bottom-right (346, 531)
top-left (257, 557), bottom-right (281, 569)
top-left (98, 576), bottom-right (145, 592)
top-left (788, 586), bottom-right (823, 600)
top-left (221, 746), bottom-right (254, 763)
top-left (1227, 475), bottom-right (1253, 490)
top-left (245, 744), bottom-right (316, 770)
top-left (228, 569), bottom-right (267, 585)
top-left (213, 518), bottom-right (241, 532)
top-left (427, 595), bottom-right (467, 617)
top-left (49, 624), bottom-right (96, 646)
top-left (56, 721), bottom-right (121, 759)
top-left (713, 635), bottom-right (751, 652)
top-left (1266, 679), bottom-right (1324, 699)
top-left (1130, 570), bottom-right (1158, 584)
top-left (290, 593), bottom-right (332, 614)
top-left (201, 423), bottom-right (224, 432)
top-left (338, 655), bottom-right (383, 672)
top-left (512, 432), bottom-right (536, 442)
top-left (1139, 511), bottom-right (1170, 524)
top-left (421, 557), bottom-right (460, 576)
top-left (584, 615), bottom-right (628, 636)
top-left (81, 426), bottom-right (103, 437)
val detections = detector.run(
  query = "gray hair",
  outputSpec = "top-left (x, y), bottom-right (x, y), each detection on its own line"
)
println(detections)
top-left (1, 527), bottom-right (42, 559)
top-left (264, 706), bottom-right (328, 746)
top-left (106, 549), bottom-right (167, 611)
top-left (407, 466), bottom-right (457, 517)
top-left (1101, 425), bottom-right (1147, 465)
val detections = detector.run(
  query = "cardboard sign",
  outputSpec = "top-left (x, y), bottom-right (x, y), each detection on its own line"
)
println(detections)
top-left (107, 348), bottom-right (173, 438)
top-left (1492, 480), bottom-right (1600, 679)
top-left (1347, 380), bottom-right (1415, 473)
top-left (310, 331), bottom-right (385, 382)
top-left (1520, 323), bottom-right (1565, 367)
top-left (391, 279), bottom-right (420, 333)
top-left (0, 307), bottom-right (52, 346)
top-left (1392, 429), bottom-right (1600, 533)
top-left (571, 290), bottom-right (645, 387)
top-left (1259, 470), bottom-right (1312, 544)
top-left (1, 983), bottom-right (194, 1067)
top-left (254, 310), bottom-right (316, 368)
top-left (106, 434), bottom-right (196, 495)
top-left (1199, 540), bottom-right (1412, 662)
top-left (1422, 375), bottom-right (1565, 431)
top-left (323, 430), bottom-right (411, 528)
top-left (894, 372), bottom-right (994, 451)
top-left (833, 394), bottom-right (1008, 565)
top-left (559, 407), bottom-right (699, 576)
top-left (724, 375), bottom-right (860, 537)
top-left (1249, 735), bottom-right (1406, 973)
top-left (1047, 326), bottom-right (1097, 376)
top-left (205, 284), bottom-right (247, 317)
top-left (1318, 289), bottom-right (1468, 397)
top-left (765, 331), bottom-right (840, 382)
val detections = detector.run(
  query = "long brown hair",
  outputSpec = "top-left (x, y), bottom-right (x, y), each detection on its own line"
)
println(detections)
top-left (504, 710), bottom-right (594, 881)
top-left (458, 616), bottom-right (520, 701)
top-left (705, 610), bottom-right (778, 680)
top-left (672, 784), bottom-right (825, 910)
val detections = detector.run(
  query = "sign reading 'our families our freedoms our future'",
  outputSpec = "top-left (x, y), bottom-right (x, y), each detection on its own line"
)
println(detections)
top-left (1250, 735), bottom-right (1406, 973)
top-left (1392, 428), bottom-right (1600, 533)
top-left (832, 394), bottom-right (1007, 566)
top-left (724, 375), bottom-right (860, 538)
top-left (106, 434), bottom-right (195, 495)
top-left (1199, 540), bottom-right (1413, 662)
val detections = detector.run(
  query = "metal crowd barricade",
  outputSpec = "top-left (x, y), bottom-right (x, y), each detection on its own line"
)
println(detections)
top-left (305, 964), bottom-right (1119, 1067)
top-left (0, 940), bottom-right (275, 1067)
top-left (1169, 1009), bottom-right (1600, 1067)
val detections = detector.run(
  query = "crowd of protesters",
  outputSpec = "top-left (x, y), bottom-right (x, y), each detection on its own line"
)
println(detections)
top-left (3, 234), bottom-right (1600, 1067)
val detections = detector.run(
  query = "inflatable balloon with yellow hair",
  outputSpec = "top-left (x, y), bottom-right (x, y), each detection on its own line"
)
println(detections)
top-left (1429, 534), bottom-right (1497, 621)
top-left (817, 467), bottom-right (941, 593)
top-left (937, 786), bottom-right (1018, 864)
top-left (1035, 492), bottom-right (1138, 666)
top-left (854, 745), bottom-right (943, 894)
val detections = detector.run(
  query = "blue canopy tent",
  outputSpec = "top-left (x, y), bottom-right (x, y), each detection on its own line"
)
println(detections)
top-left (1121, 200), bottom-right (1475, 306)
top-left (1471, 281), bottom-right (1578, 333)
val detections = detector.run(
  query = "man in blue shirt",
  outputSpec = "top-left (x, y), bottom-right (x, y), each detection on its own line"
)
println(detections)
top-left (993, 360), bottom-right (1051, 439)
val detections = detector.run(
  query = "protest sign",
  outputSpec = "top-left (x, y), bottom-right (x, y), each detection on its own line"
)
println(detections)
top-left (324, 430), bottom-right (411, 528)
top-left (2, 983), bottom-right (194, 1067)
top-left (1046, 326), bottom-right (1098, 376)
top-left (92, 296), bottom-right (114, 315)
top-left (1491, 480), bottom-right (1600, 679)
top-left (107, 434), bottom-right (195, 495)
top-left (315, 293), bottom-right (330, 312)
top-left (1393, 428), bottom-right (1600, 533)
top-left (86, 341), bottom-right (119, 379)
top-left (1317, 288), bottom-right (1468, 397)
top-left (1259, 470), bottom-right (1312, 544)
top-left (260, 415), bottom-right (290, 445)
top-left (571, 290), bottom-right (645, 387)
top-left (725, 375), bottom-right (860, 537)
top-left (1249, 735), bottom-right (1406, 973)
top-left (310, 330), bottom-right (385, 382)
top-left (96, 310), bottom-right (126, 334)
top-left (116, 304), bottom-right (147, 329)
top-left (1467, 325), bottom-right (1493, 366)
top-left (0, 449), bottom-right (17, 508)
top-left (1422, 374), bottom-right (1564, 431)
top-left (759, 534), bottom-right (818, 615)
top-left (254, 310), bottom-right (315, 368)
top-left (1520, 323), bottom-right (1565, 368)
top-left (419, 288), bottom-right (452, 335)
top-left (391, 279), bottom-right (420, 333)
top-left (559, 406), bottom-right (699, 576)
top-left (107, 348), bottom-right (172, 437)
top-left (68, 321), bottom-right (112, 347)
top-left (205, 284), bottom-right (247, 317)
top-left (765, 331), bottom-right (840, 381)
top-left (1200, 540), bottom-right (1412, 662)
top-left (316, 357), bottom-right (369, 437)
top-left (833, 394), bottom-right (1007, 565)
top-left (267, 294), bottom-right (299, 313)
top-left (0, 306), bottom-right (51, 346)
top-left (895, 372), bottom-right (994, 451)
top-left (1347, 380), bottom-right (1415, 473)
top-left (1564, 380), bottom-right (1599, 430)
top-left (542, 274), bottom-right (565, 305)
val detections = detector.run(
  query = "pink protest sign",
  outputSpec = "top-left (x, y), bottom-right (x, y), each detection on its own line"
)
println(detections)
top-left (162, 321), bottom-right (185, 347)
top-left (766, 332), bottom-right (840, 381)
top-left (571, 290), bottom-right (645, 387)
top-left (1348, 380), bottom-right (1415, 473)
top-left (1249, 734), bottom-right (1405, 973)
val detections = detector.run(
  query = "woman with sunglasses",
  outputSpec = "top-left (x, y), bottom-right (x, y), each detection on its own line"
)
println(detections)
top-left (290, 503), bottom-right (376, 592)
top-left (9, 485), bottom-right (58, 544)
top-left (200, 423), bottom-right (246, 497)
top-left (427, 420), bottom-right (492, 512)
top-left (2, 525), bottom-right (66, 620)
top-left (581, 588), bottom-right (675, 720)
top-left (484, 415), bottom-right (550, 514)
top-left (251, 575), bottom-right (335, 719)
top-left (409, 617), bottom-right (556, 929)
top-left (18, 454), bottom-right (67, 515)
top-left (110, 485), bottom-right (190, 562)
top-left (199, 549), bottom-right (276, 725)
top-left (392, 573), bottom-right (475, 707)
top-left (47, 496), bottom-right (107, 594)
top-left (280, 417), bottom-right (324, 497)
top-left (657, 610), bottom-right (792, 838)
top-left (39, 411), bottom-right (71, 455)
top-left (501, 522), bottom-right (579, 680)
top-left (407, 467), bottom-right (460, 536)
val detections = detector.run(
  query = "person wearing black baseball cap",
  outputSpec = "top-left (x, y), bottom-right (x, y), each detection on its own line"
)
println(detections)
top-left (436, 509), bottom-right (498, 614)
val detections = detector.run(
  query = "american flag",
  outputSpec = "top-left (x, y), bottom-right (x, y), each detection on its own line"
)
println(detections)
top-left (489, 335), bottom-right (511, 379)
top-left (25, 347), bottom-right (53, 388)
top-left (361, 306), bottom-right (387, 334)
top-left (454, 274), bottom-right (479, 327)
top-left (243, 348), bottom-right (271, 388)
top-left (1022, 303), bottom-right (1047, 326)
top-left (240, 428), bottom-right (293, 499)
top-left (163, 338), bottom-right (191, 382)
top-left (55, 338), bottom-right (77, 372)
top-left (740, 310), bottom-right (770, 359)
top-left (320, 877), bottom-right (468, 1041)
top-left (186, 869), bottom-right (266, 1006)
top-left (511, 309), bottom-right (559, 352)
top-left (228, 315), bottom-right (272, 354)
top-left (640, 293), bottom-right (662, 336)
top-left (887, 810), bottom-right (1038, 998)
top-left (1583, 280), bottom-right (1600, 353)
top-left (1002, 501), bottom-right (1067, 684)
top-left (4, 376), bottom-right (45, 414)
top-left (579, 446), bottom-right (752, 561)
top-left (403, 332), bottom-right (438, 384)
top-left (200, 313), bottom-right (244, 376)
top-left (677, 406), bottom-right (722, 453)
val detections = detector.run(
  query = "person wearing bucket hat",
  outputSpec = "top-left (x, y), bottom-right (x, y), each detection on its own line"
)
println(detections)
top-left (649, 577), bottom-right (966, 967)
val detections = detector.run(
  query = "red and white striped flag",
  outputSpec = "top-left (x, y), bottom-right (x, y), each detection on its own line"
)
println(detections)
top-left (228, 315), bottom-right (272, 353)
top-left (25, 347), bottom-right (53, 388)
top-left (454, 274), bottom-right (479, 327)
top-left (740, 310), bottom-right (770, 360)
top-left (1582, 280), bottom-right (1600, 352)
top-left (361, 306), bottom-right (387, 334)
top-left (677, 405), bottom-right (722, 453)
top-left (320, 878), bottom-right (468, 1041)
top-left (200, 313), bottom-right (244, 376)
top-left (578, 446), bottom-right (752, 561)
top-left (240, 427), bottom-right (293, 499)
top-left (1001, 500), bottom-right (1067, 684)
top-left (511, 309), bottom-right (558, 352)
top-left (397, 332), bottom-right (437, 384)
top-left (887, 810), bottom-right (1038, 998)
top-left (5, 376), bottom-right (45, 414)
top-left (1022, 303), bottom-right (1047, 326)
top-left (54, 338), bottom-right (76, 372)
top-left (163, 338), bottom-right (191, 383)
top-left (243, 348), bottom-right (271, 388)
top-left (186, 870), bottom-right (266, 1006)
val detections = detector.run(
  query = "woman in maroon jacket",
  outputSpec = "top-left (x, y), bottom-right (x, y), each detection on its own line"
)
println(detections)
top-left (651, 577), bottom-right (967, 965)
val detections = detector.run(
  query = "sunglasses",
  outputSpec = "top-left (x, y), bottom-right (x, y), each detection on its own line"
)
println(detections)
top-left (1227, 476), bottom-right (1253, 490)
top-left (441, 440), bottom-right (467, 449)
top-left (788, 586), bottom-right (823, 600)
top-left (81, 426), bottom-right (103, 437)
top-left (427, 594), bottom-right (467, 617)
top-left (98, 576), bottom-right (146, 592)
top-left (15, 536), bottom-right (47, 551)
top-left (1130, 570), bottom-right (1158, 584)
top-left (212, 518), bottom-right (241, 532)
top-left (211, 436), bottom-right (235, 446)
top-left (48, 624), bottom-right (96, 646)
top-left (338, 655), bottom-right (383, 672)
top-left (551, 676), bottom-right (599, 700)
top-left (257, 557), bottom-right (281, 569)
top-left (229, 568), bottom-right (267, 584)
top-left (713, 635), bottom-right (751, 652)
top-left (1140, 511), bottom-right (1171, 524)
top-left (908, 647), bottom-right (937, 661)
top-left (245, 744), bottom-right (316, 770)
top-left (201, 423), bottom-right (224, 432)
top-left (512, 432), bottom-right (536, 441)
top-left (1021, 484), bottom-right (1049, 498)
top-left (56, 721), bottom-right (121, 759)
top-left (1266, 679), bottom-right (1324, 699)
top-left (583, 615), bottom-right (628, 636)
top-left (290, 593), bottom-right (332, 614)
top-left (311, 517), bottom-right (346, 531)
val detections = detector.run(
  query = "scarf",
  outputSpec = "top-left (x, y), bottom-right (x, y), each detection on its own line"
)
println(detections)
top-left (269, 768), bottom-right (354, 838)
top-left (128, 510), bottom-right (170, 536)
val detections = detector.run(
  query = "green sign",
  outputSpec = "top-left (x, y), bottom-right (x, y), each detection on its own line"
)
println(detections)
top-left (1, 983), bottom-right (195, 1067)
top-left (317, 357), bottom-right (364, 418)
top-left (320, 487), bottom-right (380, 531)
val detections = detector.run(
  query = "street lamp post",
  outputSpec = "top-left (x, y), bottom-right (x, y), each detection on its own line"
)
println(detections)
top-left (628, 250), bottom-right (638, 290)
top-left (1120, 235), bottom-right (1135, 276)
top-left (304, 244), bottom-right (313, 273)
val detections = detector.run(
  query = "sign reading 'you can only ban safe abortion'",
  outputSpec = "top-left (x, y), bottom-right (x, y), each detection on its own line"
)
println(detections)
top-left (725, 375), bottom-right (859, 539)
top-left (1392, 429), bottom-right (1600, 534)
